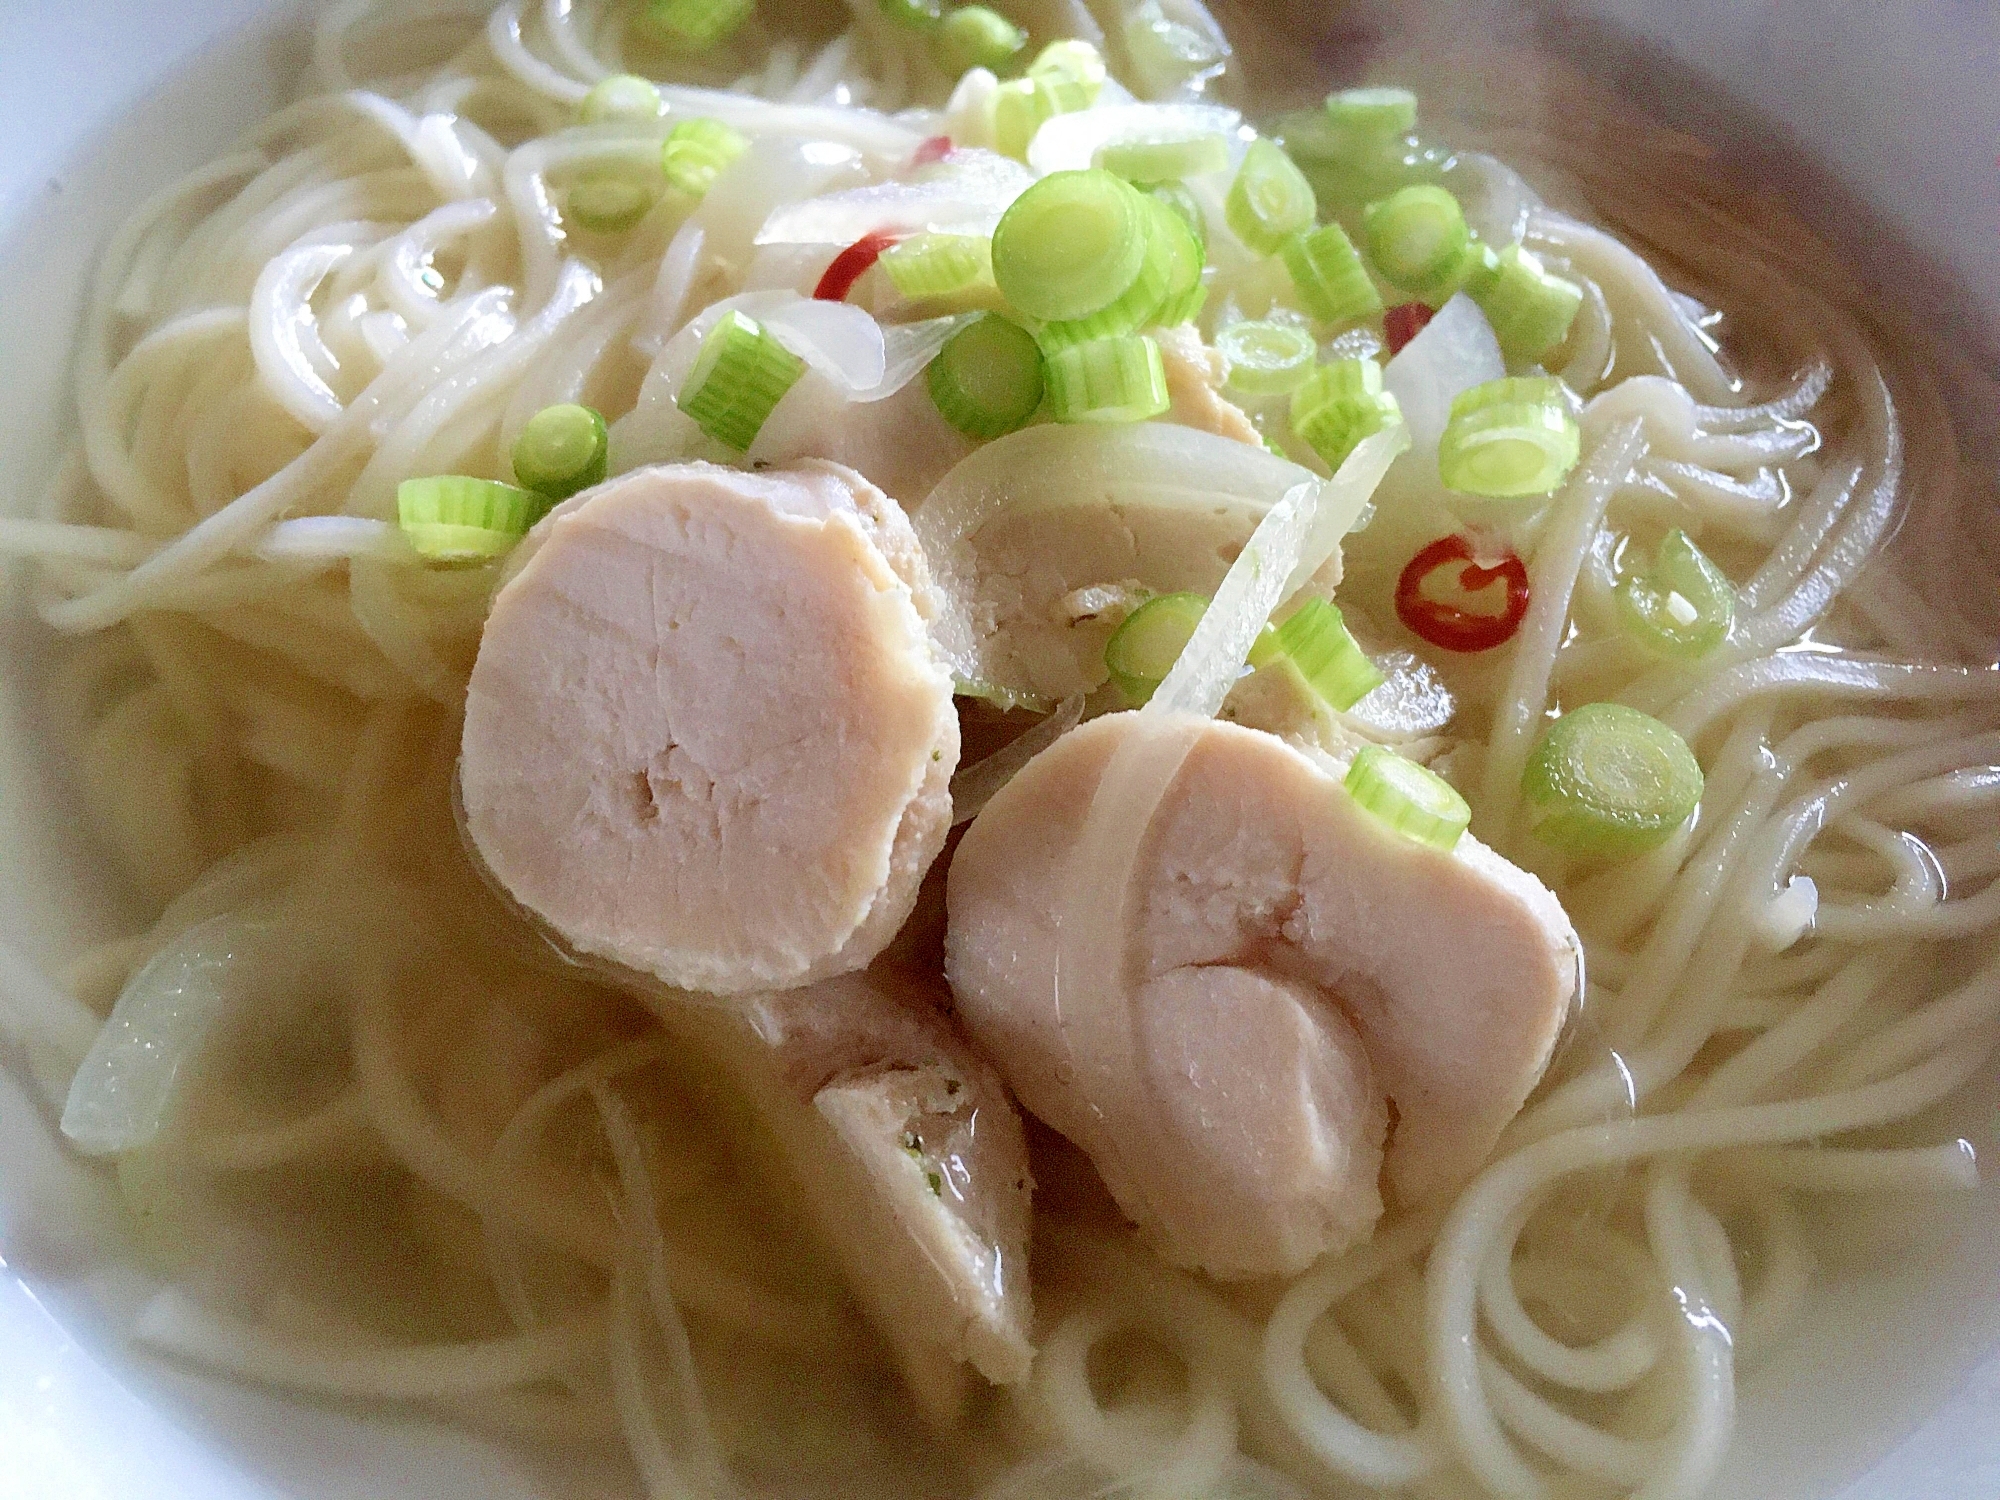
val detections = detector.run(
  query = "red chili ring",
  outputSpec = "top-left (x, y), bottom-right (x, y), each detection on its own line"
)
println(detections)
top-left (1383, 301), bottom-right (1434, 356)
top-left (1394, 534), bottom-right (1532, 653)
top-left (813, 229), bottom-right (902, 302)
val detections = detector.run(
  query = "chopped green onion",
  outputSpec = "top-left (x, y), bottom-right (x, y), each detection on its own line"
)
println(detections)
top-left (879, 0), bottom-right (943, 29)
top-left (881, 233), bottom-right (994, 298)
top-left (1028, 39), bottom-right (1108, 113)
top-left (397, 476), bottom-right (545, 564)
top-left (1363, 185), bottom-right (1470, 299)
top-left (1325, 87), bottom-right (1418, 140)
top-left (1215, 318), bottom-right (1317, 397)
top-left (1144, 188), bottom-right (1209, 329)
top-left (927, 314), bottom-right (1045, 439)
top-left (1096, 133), bottom-right (1231, 184)
top-left (1035, 190), bottom-right (1204, 342)
top-left (1268, 598), bottom-right (1383, 709)
top-left (1272, 102), bottom-right (1449, 209)
top-left (992, 169), bottom-right (1151, 324)
top-left (1290, 357), bottom-right (1402, 470)
top-left (1618, 528), bottom-right (1735, 659)
top-left (1045, 334), bottom-right (1169, 424)
top-left (990, 79), bottom-right (1049, 161)
top-left (512, 404), bottom-right (609, 501)
top-left (990, 78), bottom-right (1054, 160)
top-left (1105, 590), bottom-right (1208, 703)
top-left (578, 74), bottom-right (664, 126)
top-left (1153, 284), bottom-right (1208, 330)
top-left (1123, 0), bottom-right (1224, 85)
top-left (662, 117), bottom-right (748, 198)
top-left (1226, 137), bottom-right (1317, 257)
top-left (645, 0), bottom-right (754, 48)
top-left (566, 172), bottom-right (657, 234)
top-left (1280, 222), bottom-right (1382, 325)
top-left (1033, 200), bottom-right (1185, 351)
top-left (1147, 190), bottom-right (1209, 327)
top-left (1148, 182), bottom-right (1207, 254)
top-left (1437, 375), bottom-right (1580, 498)
top-left (934, 5), bottom-right (1027, 72)
top-left (1467, 242), bottom-right (1585, 362)
top-left (1444, 240), bottom-right (1502, 308)
top-left (1345, 744), bottom-right (1470, 852)
top-left (1522, 703), bottom-right (1703, 856)
top-left (676, 310), bottom-right (806, 452)
top-left (988, 44), bottom-right (1108, 158)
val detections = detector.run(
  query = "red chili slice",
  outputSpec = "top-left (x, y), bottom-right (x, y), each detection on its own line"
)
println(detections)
top-left (813, 230), bottom-right (902, 302)
top-left (910, 135), bottom-right (955, 168)
top-left (1383, 301), bottom-right (1434, 356)
top-left (1394, 534), bottom-right (1531, 653)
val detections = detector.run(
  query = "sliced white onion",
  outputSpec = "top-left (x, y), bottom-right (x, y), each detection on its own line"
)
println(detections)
top-left (1118, 0), bottom-right (1233, 100)
top-left (950, 694), bottom-right (1086, 825)
top-left (756, 148), bottom-right (1034, 246)
top-left (741, 242), bottom-right (836, 297)
top-left (1153, 425), bottom-right (1407, 718)
top-left (1347, 650), bottom-right (1457, 737)
top-left (1382, 293), bottom-right (1506, 461)
top-left (761, 297), bottom-right (886, 392)
top-left (699, 137), bottom-right (867, 272)
top-left (916, 422), bottom-right (1318, 683)
top-left (664, 292), bottom-right (887, 391)
top-left (61, 915), bottom-right (281, 1156)
top-left (1026, 101), bottom-right (1243, 176)
top-left (1344, 295), bottom-right (1507, 582)
top-left (940, 68), bottom-right (1003, 152)
top-left (865, 313), bottom-right (981, 403)
top-left (612, 294), bottom-right (949, 469)
top-left (1152, 481), bottom-right (1318, 719)
top-left (646, 220), bottom-right (708, 347)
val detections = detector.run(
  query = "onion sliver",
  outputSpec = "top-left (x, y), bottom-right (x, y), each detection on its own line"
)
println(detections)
top-left (1382, 292), bottom-right (1506, 463)
top-left (62, 914), bottom-right (283, 1155)
top-left (1154, 424), bottom-right (1408, 718)
top-left (755, 149), bottom-right (1034, 246)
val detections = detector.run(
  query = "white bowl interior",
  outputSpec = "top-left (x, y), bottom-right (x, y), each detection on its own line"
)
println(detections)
top-left (1, 3), bottom-right (1997, 1497)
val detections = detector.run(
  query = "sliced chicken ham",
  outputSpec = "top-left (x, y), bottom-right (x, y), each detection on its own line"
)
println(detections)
top-left (652, 971), bottom-right (1034, 1425)
top-left (945, 712), bottom-right (1580, 1279)
top-left (461, 460), bottom-right (957, 995)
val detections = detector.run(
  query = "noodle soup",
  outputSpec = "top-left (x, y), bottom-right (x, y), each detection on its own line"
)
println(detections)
top-left (1, 3), bottom-right (1996, 1499)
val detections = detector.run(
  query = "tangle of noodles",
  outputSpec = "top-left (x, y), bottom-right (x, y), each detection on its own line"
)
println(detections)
top-left (1, 4), bottom-right (1996, 1499)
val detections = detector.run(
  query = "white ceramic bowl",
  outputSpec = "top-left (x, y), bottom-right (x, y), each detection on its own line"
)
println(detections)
top-left (1, 4), bottom-right (1997, 1497)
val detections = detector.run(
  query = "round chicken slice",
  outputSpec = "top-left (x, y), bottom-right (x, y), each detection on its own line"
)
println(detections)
top-left (945, 712), bottom-right (1580, 1279)
top-left (462, 460), bottom-right (957, 996)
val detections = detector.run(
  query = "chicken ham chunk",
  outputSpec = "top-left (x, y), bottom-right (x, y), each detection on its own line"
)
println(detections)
top-left (945, 713), bottom-right (1580, 1280)
top-left (655, 971), bottom-right (1034, 1426)
top-left (461, 461), bottom-right (956, 995)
